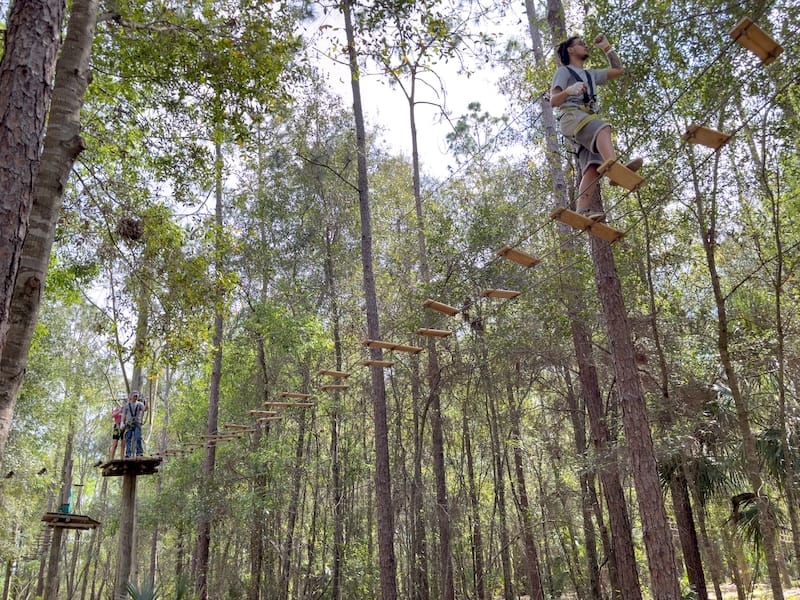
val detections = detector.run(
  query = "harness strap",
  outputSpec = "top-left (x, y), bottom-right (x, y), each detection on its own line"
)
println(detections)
top-left (565, 66), bottom-right (595, 103)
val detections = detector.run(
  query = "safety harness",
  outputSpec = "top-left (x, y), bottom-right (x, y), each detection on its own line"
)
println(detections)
top-left (559, 66), bottom-right (600, 141)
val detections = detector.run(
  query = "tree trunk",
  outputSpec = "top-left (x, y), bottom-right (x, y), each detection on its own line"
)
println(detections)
top-left (0, 0), bottom-right (94, 465)
top-left (689, 157), bottom-right (784, 600)
top-left (562, 369), bottom-right (602, 600)
top-left (0, 0), bottom-right (64, 373)
top-left (507, 385), bottom-right (545, 600)
top-left (195, 140), bottom-right (225, 600)
top-left (589, 229), bottom-right (682, 599)
top-left (410, 358), bottom-right (430, 600)
top-left (463, 394), bottom-right (486, 600)
top-left (341, 2), bottom-right (397, 598)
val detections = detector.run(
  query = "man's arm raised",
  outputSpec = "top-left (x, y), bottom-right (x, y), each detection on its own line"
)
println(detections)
top-left (595, 34), bottom-right (624, 79)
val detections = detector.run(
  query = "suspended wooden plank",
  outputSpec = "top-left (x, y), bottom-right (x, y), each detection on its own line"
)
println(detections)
top-left (249, 409), bottom-right (278, 416)
top-left (422, 298), bottom-right (460, 316)
top-left (318, 369), bottom-right (350, 378)
top-left (730, 17), bottom-right (783, 66)
top-left (321, 384), bottom-right (349, 392)
top-left (362, 339), bottom-right (424, 353)
top-left (264, 401), bottom-right (314, 408)
top-left (280, 392), bottom-right (312, 399)
top-left (257, 416), bottom-right (284, 422)
top-left (497, 245), bottom-right (541, 268)
top-left (550, 207), bottom-right (624, 243)
top-left (416, 328), bottom-right (452, 338)
top-left (361, 359), bottom-right (394, 368)
top-left (682, 124), bottom-right (731, 149)
top-left (481, 289), bottom-right (522, 300)
top-left (598, 159), bottom-right (645, 191)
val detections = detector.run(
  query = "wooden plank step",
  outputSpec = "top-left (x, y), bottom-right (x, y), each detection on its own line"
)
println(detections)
top-left (550, 207), bottom-right (624, 243)
top-left (256, 416), bottom-right (284, 422)
top-left (362, 339), bottom-right (424, 353)
top-left (481, 289), bottom-right (522, 300)
top-left (422, 298), bottom-right (460, 316)
top-left (730, 17), bottom-right (783, 66)
top-left (497, 245), bottom-right (541, 268)
top-left (682, 124), bottom-right (731, 149)
top-left (416, 328), bottom-right (452, 337)
top-left (264, 401), bottom-right (314, 408)
top-left (598, 159), bottom-right (645, 191)
top-left (320, 384), bottom-right (349, 392)
top-left (249, 410), bottom-right (278, 416)
top-left (361, 359), bottom-right (395, 368)
top-left (280, 392), bottom-right (312, 399)
top-left (318, 369), bottom-right (350, 378)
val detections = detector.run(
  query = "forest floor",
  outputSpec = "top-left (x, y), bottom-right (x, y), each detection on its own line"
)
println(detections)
top-left (545, 585), bottom-right (800, 599)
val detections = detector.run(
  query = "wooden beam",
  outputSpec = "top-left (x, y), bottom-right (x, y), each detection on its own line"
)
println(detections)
top-left (362, 339), bottom-right (423, 353)
top-left (598, 159), bottom-right (645, 191)
top-left (320, 384), bottom-right (349, 392)
top-left (361, 359), bottom-right (395, 368)
top-left (257, 416), bottom-right (284, 422)
top-left (481, 288), bottom-right (522, 300)
top-left (550, 207), bottom-right (624, 243)
top-left (318, 369), bottom-right (350, 378)
top-left (497, 245), bottom-right (541, 268)
top-left (416, 328), bottom-right (452, 338)
top-left (682, 124), bottom-right (731, 149)
top-left (422, 298), bottom-right (460, 316)
top-left (264, 401), bottom-right (314, 408)
top-left (249, 410), bottom-right (278, 416)
top-left (730, 17), bottom-right (783, 66)
top-left (279, 392), bottom-right (312, 399)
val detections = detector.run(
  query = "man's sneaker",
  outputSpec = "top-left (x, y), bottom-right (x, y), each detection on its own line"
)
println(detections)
top-left (577, 207), bottom-right (606, 221)
top-left (610, 157), bottom-right (643, 186)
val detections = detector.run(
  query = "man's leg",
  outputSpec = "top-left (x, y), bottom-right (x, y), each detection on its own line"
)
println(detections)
top-left (125, 429), bottom-right (132, 458)
top-left (135, 425), bottom-right (143, 457)
top-left (595, 127), bottom-right (615, 163)
top-left (577, 165), bottom-right (600, 213)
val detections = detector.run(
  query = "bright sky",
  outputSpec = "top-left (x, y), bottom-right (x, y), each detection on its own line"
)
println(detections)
top-left (302, 3), bottom-right (529, 176)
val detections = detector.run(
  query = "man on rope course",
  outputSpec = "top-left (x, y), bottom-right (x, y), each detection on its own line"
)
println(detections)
top-left (550, 34), bottom-right (642, 220)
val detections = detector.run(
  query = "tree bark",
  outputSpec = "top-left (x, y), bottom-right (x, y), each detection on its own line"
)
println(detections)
top-left (194, 140), bottom-right (225, 600)
top-left (341, 3), bottom-right (397, 598)
top-left (0, 0), bottom-right (94, 465)
top-left (463, 393), bottom-right (486, 600)
top-left (590, 231), bottom-right (682, 599)
top-left (0, 0), bottom-right (64, 369)
top-left (508, 384), bottom-right (545, 600)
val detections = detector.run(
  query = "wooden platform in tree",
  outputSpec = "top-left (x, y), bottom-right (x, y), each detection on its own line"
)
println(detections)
top-left (497, 245), bottom-right (541, 268)
top-left (416, 328), bottom-right (452, 338)
top-left (362, 339), bottom-right (423, 353)
top-left (481, 289), bottom-right (521, 300)
top-left (422, 298), bottom-right (460, 316)
top-left (280, 392), bottom-right (312, 399)
top-left (264, 401), bottom-right (314, 408)
top-left (550, 207), bottom-right (624, 243)
top-left (42, 512), bottom-right (101, 530)
top-left (99, 457), bottom-right (163, 478)
top-left (318, 369), bottom-right (350, 378)
top-left (682, 124), bottom-right (731, 149)
top-left (361, 359), bottom-right (394, 368)
top-left (320, 384), bottom-right (349, 392)
top-left (598, 159), bottom-right (645, 191)
top-left (730, 17), bottom-right (783, 65)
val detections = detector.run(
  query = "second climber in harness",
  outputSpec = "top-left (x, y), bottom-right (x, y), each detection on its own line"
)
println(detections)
top-left (550, 34), bottom-right (642, 220)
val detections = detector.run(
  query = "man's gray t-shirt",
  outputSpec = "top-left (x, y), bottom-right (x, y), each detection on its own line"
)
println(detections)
top-left (552, 66), bottom-right (609, 108)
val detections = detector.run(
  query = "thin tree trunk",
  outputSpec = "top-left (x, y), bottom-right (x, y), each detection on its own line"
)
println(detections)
top-left (507, 385), bottom-right (545, 600)
top-left (689, 155), bottom-right (784, 600)
top-left (0, 0), bottom-right (94, 465)
top-left (410, 357), bottom-right (430, 600)
top-left (341, 2), bottom-right (397, 598)
top-left (0, 0), bottom-right (64, 381)
top-left (194, 140), bottom-right (225, 600)
top-left (463, 393), bottom-right (486, 600)
top-left (562, 369), bottom-right (602, 600)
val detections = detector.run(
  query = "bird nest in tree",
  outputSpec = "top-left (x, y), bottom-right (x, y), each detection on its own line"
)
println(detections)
top-left (117, 217), bottom-right (143, 241)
